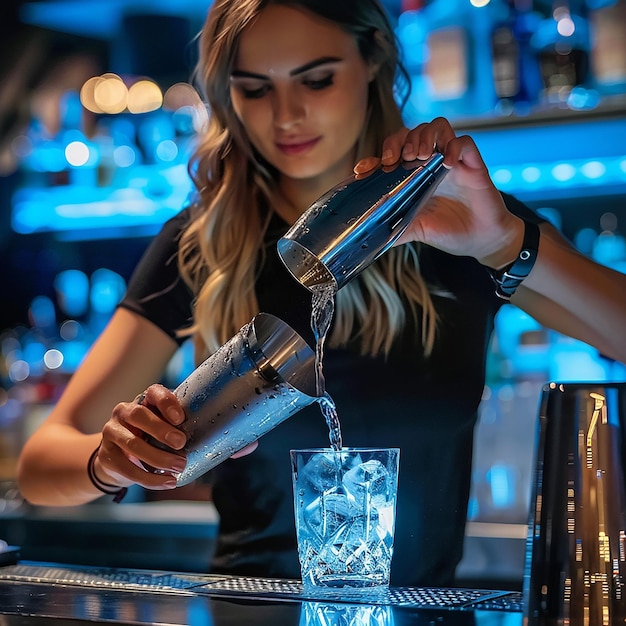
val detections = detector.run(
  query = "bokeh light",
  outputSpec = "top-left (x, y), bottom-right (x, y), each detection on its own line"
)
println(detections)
top-left (65, 141), bottom-right (91, 166)
top-left (492, 168), bottom-right (513, 185)
top-left (80, 76), bottom-right (105, 114)
top-left (93, 73), bottom-right (128, 114)
top-left (113, 145), bottom-right (136, 167)
top-left (580, 160), bottom-right (606, 179)
top-left (44, 349), bottom-right (64, 370)
top-left (163, 82), bottom-right (202, 111)
top-left (521, 166), bottom-right (541, 183)
top-left (127, 79), bottom-right (163, 114)
top-left (551, 163), bottom-right (576, 182)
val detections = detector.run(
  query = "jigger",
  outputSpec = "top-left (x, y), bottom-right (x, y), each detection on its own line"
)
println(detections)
top-left (523, 381), bottom-right (626, 625)
top-left (277, 152), bottom-right (447, 291)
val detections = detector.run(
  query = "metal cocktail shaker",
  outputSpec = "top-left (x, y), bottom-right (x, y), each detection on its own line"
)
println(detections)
top-left (148, 313), bottom-right (319, 486)
top-left (277, 152), bottom-right (447, 291)
top-left (523, 381), bottom-right (626, 625)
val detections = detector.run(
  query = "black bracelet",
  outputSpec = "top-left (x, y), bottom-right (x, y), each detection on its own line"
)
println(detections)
top-left (486, 218), bottom-right (540, 301)
top-left (87, 445), bottom-right (128, 503)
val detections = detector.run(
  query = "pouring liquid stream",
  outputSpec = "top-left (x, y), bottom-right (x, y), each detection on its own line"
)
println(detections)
top-left (310, 282), bottom-right (343, 451)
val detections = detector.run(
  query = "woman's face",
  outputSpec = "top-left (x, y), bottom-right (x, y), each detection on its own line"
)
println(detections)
top-left (229, 4), bottom-right (374, 196)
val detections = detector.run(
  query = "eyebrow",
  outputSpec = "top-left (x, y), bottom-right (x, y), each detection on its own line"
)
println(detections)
top-left (231, 56), bottom-right (342, 80)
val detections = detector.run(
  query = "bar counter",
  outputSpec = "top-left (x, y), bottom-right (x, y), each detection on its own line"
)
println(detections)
top-left (0, 557), bottom-right (524, 625)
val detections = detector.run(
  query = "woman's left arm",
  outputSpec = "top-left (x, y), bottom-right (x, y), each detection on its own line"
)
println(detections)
top-left (358, 117), bottom-right (626, 363)
top-left (511, 221), bottom-right (626, 362)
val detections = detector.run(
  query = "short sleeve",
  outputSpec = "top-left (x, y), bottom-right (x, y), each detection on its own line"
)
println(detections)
top-left (118, 208), bottom-right (195, 344)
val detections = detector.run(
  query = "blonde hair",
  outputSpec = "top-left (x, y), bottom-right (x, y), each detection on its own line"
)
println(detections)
top-left (179, 0), bottom-right (438, 361)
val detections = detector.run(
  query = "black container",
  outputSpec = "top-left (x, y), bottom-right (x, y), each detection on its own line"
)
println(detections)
top-left (523, 381), bottom-right (626, 625)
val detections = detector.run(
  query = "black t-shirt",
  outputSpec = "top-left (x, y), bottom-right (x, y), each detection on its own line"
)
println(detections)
top-left (119, 193), bottom-right (541, 587)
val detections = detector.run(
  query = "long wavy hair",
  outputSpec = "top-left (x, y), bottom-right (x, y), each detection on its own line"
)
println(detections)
top-left (178, 0), bottom-right (439, 361)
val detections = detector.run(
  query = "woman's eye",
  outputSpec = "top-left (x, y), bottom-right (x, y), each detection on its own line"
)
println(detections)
top-left (242, 85), bottom-right (270, 99)
top-left (304, 74), bottom-right (334, 90)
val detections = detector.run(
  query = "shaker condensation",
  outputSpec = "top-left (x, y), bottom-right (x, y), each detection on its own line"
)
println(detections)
top-left (277, 152), bottom-right (448, 291)
top-left (145, 313), bottom-right (320, 485)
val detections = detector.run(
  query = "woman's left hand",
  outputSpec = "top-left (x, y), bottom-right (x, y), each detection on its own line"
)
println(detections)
top-left (355, 117), bottom-right (524, 269)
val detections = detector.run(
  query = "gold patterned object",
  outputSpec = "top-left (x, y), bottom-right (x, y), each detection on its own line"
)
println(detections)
top-left (524, 382), bottom-right (626, 625)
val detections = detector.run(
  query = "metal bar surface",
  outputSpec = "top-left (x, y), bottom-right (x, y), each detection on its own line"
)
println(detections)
top-left (0, 561), bottom-right (523, 625)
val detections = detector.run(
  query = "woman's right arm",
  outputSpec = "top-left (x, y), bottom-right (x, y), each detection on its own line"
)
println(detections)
top-left (17, 307), bottom-right (187, 506)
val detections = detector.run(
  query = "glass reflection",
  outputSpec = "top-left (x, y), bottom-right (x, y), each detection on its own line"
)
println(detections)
top-left (299, 602), bottom-right (393, 626)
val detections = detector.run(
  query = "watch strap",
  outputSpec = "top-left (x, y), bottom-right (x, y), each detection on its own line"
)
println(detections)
top-left (486, 219), bottom-right (540, 301)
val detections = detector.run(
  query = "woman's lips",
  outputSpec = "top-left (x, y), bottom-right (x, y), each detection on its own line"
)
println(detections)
top-left (276, 137), bottom-right (320, 156)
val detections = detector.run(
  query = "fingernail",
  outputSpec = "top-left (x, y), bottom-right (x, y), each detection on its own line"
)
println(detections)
top-left (165, 431), bottom-right (186, 448)
top-left (381, 149), bottom-right (393, 163)
top-left (402, 143), bottom-right (414, 159)
top-left (167, 407), bottom-right (184, 424)
top-left (170, 459), bottom-right (186, 473)
top-left (163, 478), bottom-right (178, 488)
top-left (418, 143), bottom-right (431, 158)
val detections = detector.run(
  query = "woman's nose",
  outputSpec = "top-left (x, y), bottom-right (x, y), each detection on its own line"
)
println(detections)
top-left (272, 88), bottom-right (304, 129)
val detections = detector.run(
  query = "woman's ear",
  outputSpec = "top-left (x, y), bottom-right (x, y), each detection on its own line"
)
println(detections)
top-left (368, 29), bottom-right (386, 81)
top-left (368, 62), bottom-right (380, 82)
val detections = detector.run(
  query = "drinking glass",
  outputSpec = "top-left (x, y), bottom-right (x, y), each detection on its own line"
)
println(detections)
top-left (291, 447), bottom-right (400, 588)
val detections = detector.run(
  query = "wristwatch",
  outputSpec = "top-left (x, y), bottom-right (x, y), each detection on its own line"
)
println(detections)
top-left (486, 218), bottom-right (540, 301)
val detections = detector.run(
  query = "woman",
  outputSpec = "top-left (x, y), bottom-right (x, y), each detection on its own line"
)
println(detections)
top-left (17, 0), bottom-right (626, 587)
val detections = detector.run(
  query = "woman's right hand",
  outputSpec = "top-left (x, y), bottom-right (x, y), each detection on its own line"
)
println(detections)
top-left (92, 383), bottom-right (260, 492)
top-left (94, 384), bottom-right (188, 491)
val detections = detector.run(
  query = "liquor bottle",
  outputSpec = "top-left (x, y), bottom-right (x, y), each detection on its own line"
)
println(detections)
top-left (588, 0), bottom-right (626, 96)
top-left (531, 0), bottom-right (592, 104)
top-left (395, 0), bottom-right (434, 124)
top-left (490, 0), bottom-right (543, 114)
